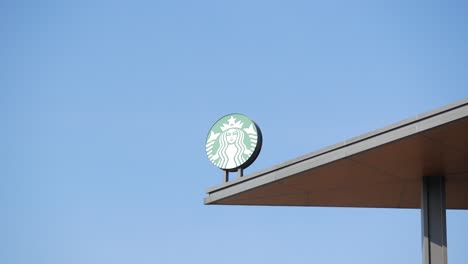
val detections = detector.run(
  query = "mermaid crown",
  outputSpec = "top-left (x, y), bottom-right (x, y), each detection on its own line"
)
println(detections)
top-left (220, 116), bottom-right (244, 131)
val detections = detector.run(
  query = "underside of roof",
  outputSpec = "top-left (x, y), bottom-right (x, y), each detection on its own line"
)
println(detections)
top-left (205, 99), bottom-right (468, 209)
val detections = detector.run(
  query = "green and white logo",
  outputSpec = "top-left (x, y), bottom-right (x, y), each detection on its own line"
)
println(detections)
top-left (206, 114), bottom-right (262, 171)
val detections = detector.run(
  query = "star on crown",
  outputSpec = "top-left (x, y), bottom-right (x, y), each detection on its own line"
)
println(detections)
top-left (220, 116), bottom-right (244, 131)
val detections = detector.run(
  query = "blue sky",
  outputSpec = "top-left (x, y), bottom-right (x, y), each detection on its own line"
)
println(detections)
top-left (3, 1), bottom-right (468, 263)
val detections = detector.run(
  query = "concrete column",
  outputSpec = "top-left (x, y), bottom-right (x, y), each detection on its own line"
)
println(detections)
top-left (421, 176), bottom-right (448, 264)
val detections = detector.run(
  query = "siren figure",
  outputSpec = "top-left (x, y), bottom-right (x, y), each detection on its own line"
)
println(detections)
top-left (207, 116), bottom-right (256, 170)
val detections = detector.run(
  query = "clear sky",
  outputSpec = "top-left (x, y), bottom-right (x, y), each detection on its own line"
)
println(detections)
top-left (3, 1), bottom-right (468, 264)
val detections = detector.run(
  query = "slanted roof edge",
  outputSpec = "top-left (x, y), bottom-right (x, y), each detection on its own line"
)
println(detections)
top-left (205, 98), bottom-right (468, 201)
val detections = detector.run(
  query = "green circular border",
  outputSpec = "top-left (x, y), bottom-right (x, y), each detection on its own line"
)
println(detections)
top-left (205, 113), bottom-right (262, 171)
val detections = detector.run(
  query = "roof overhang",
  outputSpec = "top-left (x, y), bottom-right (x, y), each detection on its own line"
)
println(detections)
top-left (204, 99), bottom-right (468, 209)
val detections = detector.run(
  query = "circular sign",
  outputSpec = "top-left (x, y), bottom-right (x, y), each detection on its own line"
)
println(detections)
top-left (205, 114), bottom-right (262, 171)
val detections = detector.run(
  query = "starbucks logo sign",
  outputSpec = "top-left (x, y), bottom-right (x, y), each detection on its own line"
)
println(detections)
top-left (206, 114), bottom-right (262, 171)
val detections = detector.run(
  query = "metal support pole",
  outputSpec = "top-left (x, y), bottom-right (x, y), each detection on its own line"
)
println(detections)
top-left (238, 168), bottom-right (243, 178)
top-left (421, 176), bottom-right (447, 264)
top-left (223, 170), bottom-right (229, 183)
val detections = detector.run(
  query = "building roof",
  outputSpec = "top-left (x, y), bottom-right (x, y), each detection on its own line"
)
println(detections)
top-left (204, 99), bottom-right (468, 209)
